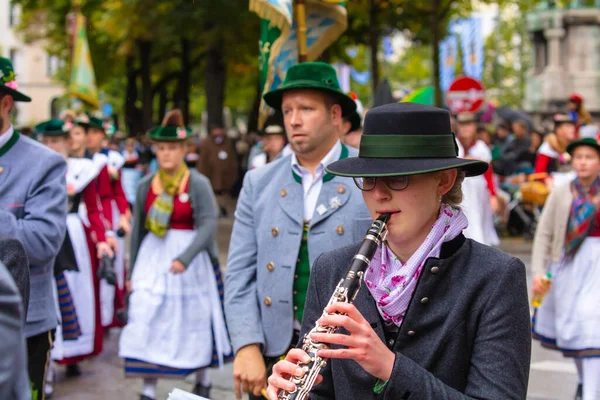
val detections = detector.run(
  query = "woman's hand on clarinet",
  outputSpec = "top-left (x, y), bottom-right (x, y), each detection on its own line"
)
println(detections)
top-left (266, 348), bottom-right (323, 400)
top-left (310, 302), bottom-right (395, 382)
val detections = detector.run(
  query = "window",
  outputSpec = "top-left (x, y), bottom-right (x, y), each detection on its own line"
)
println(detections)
top-left (9, 2), bottom-right (19, 26)
top-left (47, 54), bottom-right (60, 77)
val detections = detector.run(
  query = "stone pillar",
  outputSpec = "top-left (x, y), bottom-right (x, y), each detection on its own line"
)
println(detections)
top-left (544, 28), bottom-right (565, 70)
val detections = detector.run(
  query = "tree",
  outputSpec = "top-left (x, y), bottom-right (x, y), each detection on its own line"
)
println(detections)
top-left (483, 1), bottom-right (542, 107)
top-left (14, 0), bottom-right (259, 133)
top-left (387, 44), bottom-right (433, 91)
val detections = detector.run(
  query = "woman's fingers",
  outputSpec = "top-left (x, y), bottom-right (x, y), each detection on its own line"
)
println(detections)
top-left (329, 303), bottom-right (369, 323)
top-left (310, 332), bottom-right (358, 348)
top-left (265, 385), bottom-right (279, 400)
top-left (317, 347), bottom-right (356, 360)
top-left (268, 372), bottom-right (297, 393)
top-left (267, 359), bottom-right (304, 397)
top-left (318, 312), bottom-right (362, 334)
top-left (273, 359), bottom-right (306, 378)
top-left (285, 348), bottom-right (311, 364)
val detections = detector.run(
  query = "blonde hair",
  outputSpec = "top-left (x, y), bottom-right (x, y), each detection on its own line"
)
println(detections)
top-left (441, 170), bottom-right (465, 208)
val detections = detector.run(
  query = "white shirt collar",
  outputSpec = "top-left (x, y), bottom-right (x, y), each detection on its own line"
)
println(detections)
top-left (0, 125), bottom-right (15, 150)
top-left (291, 139), bottom-right (342, 176)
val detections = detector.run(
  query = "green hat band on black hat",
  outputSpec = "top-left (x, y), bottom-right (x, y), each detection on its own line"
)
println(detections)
top-left (359, 134), bottom-right (459, 158)
top-left (149, 126), bottom-right (191, 141)
top-left (35, 119), bottom-right (70, 136)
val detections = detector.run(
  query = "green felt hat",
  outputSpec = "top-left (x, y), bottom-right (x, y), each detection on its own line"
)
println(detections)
top-left (149, 126), bottom-right (192, 142)
top-left (87, 114), bottom-right (116, 135)
top-left (0, 57), bottom-right (31, 102)
top-left (567, 137), bottom-right (600, 155)
top-left (35, 119), bottom-right (69, 136)
top-left (263, 62), bottom-right (356, 117)
top-left (88, 115), bottom-right (103, 130)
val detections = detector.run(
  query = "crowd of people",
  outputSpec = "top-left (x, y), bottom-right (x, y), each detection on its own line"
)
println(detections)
top-left (1, 53), bottom-right (599, 400)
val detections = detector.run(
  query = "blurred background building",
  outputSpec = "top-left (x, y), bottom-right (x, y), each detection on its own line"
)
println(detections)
top-left (0, 0), bottom-right (64, 126)
top-left (524, 1), bottom-right (600, 117)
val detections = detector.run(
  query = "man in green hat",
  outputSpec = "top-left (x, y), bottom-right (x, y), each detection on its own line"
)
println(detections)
top-left (0, 57), bottom-right (67, 400)
top-left (224, 62), bottom-right (372, 399)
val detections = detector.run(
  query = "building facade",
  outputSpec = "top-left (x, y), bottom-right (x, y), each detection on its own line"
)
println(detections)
top-left (524, 1), bottom-right (600, 118)
top-left (0, 0), bottom-right (65, 127)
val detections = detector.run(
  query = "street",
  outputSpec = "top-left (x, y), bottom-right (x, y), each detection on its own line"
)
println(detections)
top-left (52, 219), bottom-right (580, 400)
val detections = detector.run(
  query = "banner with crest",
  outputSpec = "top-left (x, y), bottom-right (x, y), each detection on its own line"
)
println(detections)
top-left (252, 0), bottom-right (347, 126)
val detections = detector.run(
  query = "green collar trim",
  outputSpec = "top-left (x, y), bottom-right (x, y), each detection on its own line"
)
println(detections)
top-left (292, 143), bottom-right (349, 184)
top-left (0, 130), bottom-right (20, 157)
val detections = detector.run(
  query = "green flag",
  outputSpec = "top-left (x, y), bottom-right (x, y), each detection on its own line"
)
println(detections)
top-left (69, 14), bottom-right (99, 108)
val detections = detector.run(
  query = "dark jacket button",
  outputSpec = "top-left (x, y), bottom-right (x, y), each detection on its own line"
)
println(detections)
top-left (407, 330), bottom-right (416, 336)
top-left (421, 297), bottom-right (429, 304)
top-left (430, 266), bottom-right (440, 274)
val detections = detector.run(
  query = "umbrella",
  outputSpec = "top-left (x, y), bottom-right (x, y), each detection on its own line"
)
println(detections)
top-left (495, 106), bottom-right (533, 130)
top-left (401, 86), bottom-right (434, 106)
top-left (373, 79), bottom-right (395, 107)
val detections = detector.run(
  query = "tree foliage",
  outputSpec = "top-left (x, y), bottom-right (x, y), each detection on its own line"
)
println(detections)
top-left (13, 0), bottom-right (258, 132)
top-left (482, 0), bottom-right (542, 107)
top-left (12, 0), bottom-right (548, 128)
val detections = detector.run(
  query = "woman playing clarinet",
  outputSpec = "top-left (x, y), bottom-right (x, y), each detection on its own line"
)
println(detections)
top-left (267, 103), bottom-right (531, 399)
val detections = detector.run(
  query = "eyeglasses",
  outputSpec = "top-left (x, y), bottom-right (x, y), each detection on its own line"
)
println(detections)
top-left (353, 176), bottom-right (410, 191)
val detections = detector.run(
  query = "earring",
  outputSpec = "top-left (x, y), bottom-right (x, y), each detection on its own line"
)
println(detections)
top-left (438, 196), bottom-right (442, 202)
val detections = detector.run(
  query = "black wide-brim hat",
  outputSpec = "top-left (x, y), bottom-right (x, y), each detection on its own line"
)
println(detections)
top-left (326, 103), bottom-right (489, 177)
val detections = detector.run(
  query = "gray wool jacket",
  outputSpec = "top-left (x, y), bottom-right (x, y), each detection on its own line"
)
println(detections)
top-left (301, 235), bottom-right (531, 400)
top-left (0, 261), bottom-right (30, 400)
top-left (129, 169), bottom-right (218, 278)
top-left (0, 131), bottom-right (67, 338)
top-left (0, 235), bottom-right (30, 318)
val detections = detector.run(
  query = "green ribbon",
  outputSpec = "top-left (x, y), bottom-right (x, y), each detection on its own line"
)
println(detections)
top-left (359, 134), bottom-right (458, 158)
top-left (0, 130), bottom-right (20, 157)
top-left (373, 378), bottom-right (389, 394)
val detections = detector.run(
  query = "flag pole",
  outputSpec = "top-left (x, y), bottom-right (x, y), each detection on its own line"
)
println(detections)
top-left (294, 0), bottom-right (308, 62)
top-left (66, 0), bottom-right (81, 64)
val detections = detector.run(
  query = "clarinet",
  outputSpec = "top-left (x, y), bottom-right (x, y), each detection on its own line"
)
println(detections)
top-left (278, 213), bottom-right (390, 400)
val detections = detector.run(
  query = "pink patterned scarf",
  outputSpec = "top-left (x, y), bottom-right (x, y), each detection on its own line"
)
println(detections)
top-left (364, 204), bottom-right (468, 326)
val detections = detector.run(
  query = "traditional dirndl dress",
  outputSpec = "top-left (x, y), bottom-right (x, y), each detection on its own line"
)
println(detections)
top-left (94, 150), bottom-right (129, 328)
top-left (119, 183), bottom-right (232, 378)
top-left (532, 220), bottom-right (600, 358)
top-left (52, 158), bottom-right (105, 362)
top-left (535, 141), bottom-right (577, 187)
top-left (458, 140), bottom-right (500, 246)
